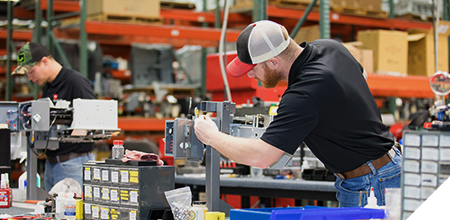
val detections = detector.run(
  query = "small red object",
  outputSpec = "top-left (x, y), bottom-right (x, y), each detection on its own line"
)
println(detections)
top-left (423, 122), bottom-right (432, 129)
top-left (113, 140), bottom-right (124, 145)
top-left (0, 188), bottom-right (12, 208)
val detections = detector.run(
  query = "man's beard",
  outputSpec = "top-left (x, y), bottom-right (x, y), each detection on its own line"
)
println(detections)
top-left (259, 63), bottom-right (284, 88)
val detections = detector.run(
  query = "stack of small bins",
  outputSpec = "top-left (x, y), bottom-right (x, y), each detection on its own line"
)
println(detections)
top-left (230, 206), bottom-right (385, 220)
top-left (82, 161), bottom-right (175, 220)
top-left (401, 131), bottom-right (450, 219)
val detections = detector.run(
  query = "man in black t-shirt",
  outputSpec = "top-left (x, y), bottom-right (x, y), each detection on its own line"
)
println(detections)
top-left (13, 42), bottom-right (97, 192)
top-left (194, 20), bottom-right (402, 207)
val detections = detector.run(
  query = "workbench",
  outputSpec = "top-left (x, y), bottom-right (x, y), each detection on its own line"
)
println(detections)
top-left (174, 175), bottom-right (337, 208)
top-left (0, 200), bottom-right (36, 217)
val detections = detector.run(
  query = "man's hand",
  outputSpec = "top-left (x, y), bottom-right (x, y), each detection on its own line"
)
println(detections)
top-left (194, 114), bottom-right (219, 146)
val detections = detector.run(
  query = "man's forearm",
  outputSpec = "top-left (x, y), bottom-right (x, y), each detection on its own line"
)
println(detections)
top-left (208, 131), bottom-right (284, 168)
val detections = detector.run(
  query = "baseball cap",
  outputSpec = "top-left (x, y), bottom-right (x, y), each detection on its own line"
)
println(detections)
top-left (12, 42), bottom-right (51, 75)
top-left (226, 20), bottom-right (290, 78)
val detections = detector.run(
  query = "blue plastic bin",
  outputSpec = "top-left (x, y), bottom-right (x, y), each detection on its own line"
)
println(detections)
top-left (230, 206), bottom-right (386, 220)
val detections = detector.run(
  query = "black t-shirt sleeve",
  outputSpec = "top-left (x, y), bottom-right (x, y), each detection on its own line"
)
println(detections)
top-left (70, 77), bottom-right (96, 100)
top-left (261, 89), bottom-right (319, 155)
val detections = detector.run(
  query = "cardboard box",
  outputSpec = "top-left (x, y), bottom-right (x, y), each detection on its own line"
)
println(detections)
top-left (293, 25), bottom-right (321, 44)
top-left (330, 0), bottom-right (381, 11)
top-left (87, 0), bottom-right (160, 18)
top-left (359, 0), bottom-right (381, 11)
top-left (342, 42), bottom-right (374, 74)
top-left (330, 0), bottom-right (359, 8)
top-left (407, 21), bottom-right (450, 77)
top-left (357, 29), bottom-right (408, 74)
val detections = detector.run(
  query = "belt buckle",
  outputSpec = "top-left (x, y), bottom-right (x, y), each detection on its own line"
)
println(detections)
top-left (335, 173), bottom-right (346, 180)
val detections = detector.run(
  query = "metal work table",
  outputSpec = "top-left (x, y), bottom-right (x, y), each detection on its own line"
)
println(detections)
top-left (175, 175), bottom-right (337, 207)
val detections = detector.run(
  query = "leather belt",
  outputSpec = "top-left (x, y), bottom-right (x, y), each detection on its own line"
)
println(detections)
top-left (47, 152), bottom-right (89, 164)
top-left (336, 148), bottom-right (395, 180)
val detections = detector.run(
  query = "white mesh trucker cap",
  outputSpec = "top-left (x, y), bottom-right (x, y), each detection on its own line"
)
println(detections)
top-left (226, 20), bottom-right (290, 77)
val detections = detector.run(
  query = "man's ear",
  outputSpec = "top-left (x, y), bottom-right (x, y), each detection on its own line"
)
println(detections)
top-left (266, 57), bottom-right (280, 70)
top-left (39, 57), bottom-right (48, 66)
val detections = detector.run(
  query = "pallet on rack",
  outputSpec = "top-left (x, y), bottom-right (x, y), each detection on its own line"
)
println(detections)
top-left (269, 0), bottom-right (319, 10)
top-left (230, 1), bottom-right (253, 13)
top-left (160, 1), bottom-right (196, 9)
top-left (87, 13), bottom-right (162, 24)
top-left (331, 6), bottom-right (388, 18)
top-left (396, 13), bottom-right (434, 22)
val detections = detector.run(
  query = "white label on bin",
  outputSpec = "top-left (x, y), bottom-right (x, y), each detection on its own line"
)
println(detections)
top-left (420, 200), bottom-right (436, 213)
top-left (111, 171), bottom-right (119, 183)
top-left (85, 203), bottom-right (91, 214)
top-left (93, 168), bottom-right (101, 180)
top-left (404, 186), bottom-right (420, 199)
top-left (102, 188), bottom-right (109, 200)
top-left (440, 135), bottom-right (450, 147)
top-left (121, 170), bottom-right (129, 183)
top-left (94, 187), bottom-right (100, 198)
top-left (404, 199), bottom-right (421, 212)
top-left (421, 174), bottom-right (438, 187)
top-left (438, 188), bottom-right (450, 201)
top-left (422, 135), bottom-right (439, 147)
top-left (404, 147), bottom-right (421, 159)
top-left (404, 134), bottom-right (421, 147)
top-left (422, 148), bottom-right (439, 161)
top-left (421, 187), bottom-right (436, 199)
top-left (439, 176), bottom-right (450, 188)
top-left (111, 189), bottom-right (118, 201)
top-left (440, 149), bottom-right (450, 161)
top-left (421, 161), bottom-right (438, 174)
top-left (404, 160), bottom-right (420, 173)
top-left (84, 185), bottom-right (92, 197)
top-left (102, 170), bottom-right (109, 181)
top-left (404, 173), bottom-right (421, 186)
top-left (130, 210), bottom-right (137, 220)
top-left (92, 206), bottom-right (99, 218)
top-left (130, 191), bottom-right (138, 203)
top-left (101, 207), bottom-right (108, 219)
top-left (438, 202), bottom-right (450, 215)
top-left (84, 168), bottom-right (91, 181)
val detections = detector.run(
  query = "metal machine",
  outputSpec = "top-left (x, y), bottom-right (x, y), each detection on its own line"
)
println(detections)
top-left (428, 71), bottom-right (450, 129)
top-left (0, 98), bottom-right (120, 200)
top-left (164, 101), bottom-right (291, 215)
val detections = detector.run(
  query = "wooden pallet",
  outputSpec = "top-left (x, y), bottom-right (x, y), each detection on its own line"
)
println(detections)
top-left (87, 13), bottom-right (162, 24)
top-left (160, 1), bottom-right (196, 10)
top-left (332, 6), bottom-right (388, 18)
top-left (269, 0), bottom-right (319, 11)
top-left (230, 2), bottom-right (254, 13)
top-left (396, 13), bottom-right (434, 22)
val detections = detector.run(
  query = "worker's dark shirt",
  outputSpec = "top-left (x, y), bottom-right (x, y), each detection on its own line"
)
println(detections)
top-left (261, 40), bottom-right (394, 173)
top-left (43, 66), bottom-right (97, 156)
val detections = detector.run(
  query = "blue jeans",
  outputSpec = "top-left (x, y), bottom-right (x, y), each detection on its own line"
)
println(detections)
top-left (334, 147), bottom-right (402, 207)
top-left (44, 153), bottom-right (95, 192)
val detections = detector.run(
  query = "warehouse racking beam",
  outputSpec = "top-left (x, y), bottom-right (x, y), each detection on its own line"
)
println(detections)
top-left (83, 21), bottom-right (241, 42)
top-left (267, 5), bottom-right (432, 30)
top-left (367, 74), bottom-right (434, 98)
top-left (39, 0), bottom-right (80, 12)
top-left (118, 117), bottom-right (168, 131)
top-left (160, 8), bottom-right (252, 24)
top-left (0, 30), bottom-right (32, 41)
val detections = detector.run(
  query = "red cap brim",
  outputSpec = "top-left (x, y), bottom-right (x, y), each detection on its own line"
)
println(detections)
top-left (226, 57), bottom-right (256, 78)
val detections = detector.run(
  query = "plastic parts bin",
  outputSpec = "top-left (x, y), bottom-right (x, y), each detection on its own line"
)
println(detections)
top-left (230, 206), bottom-right (386, 220)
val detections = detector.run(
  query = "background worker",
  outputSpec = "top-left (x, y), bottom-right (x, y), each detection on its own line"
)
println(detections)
top-left (12, 42), bottom-right (97, 192)
top-left (194, 20), bottom-right (402, 207)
